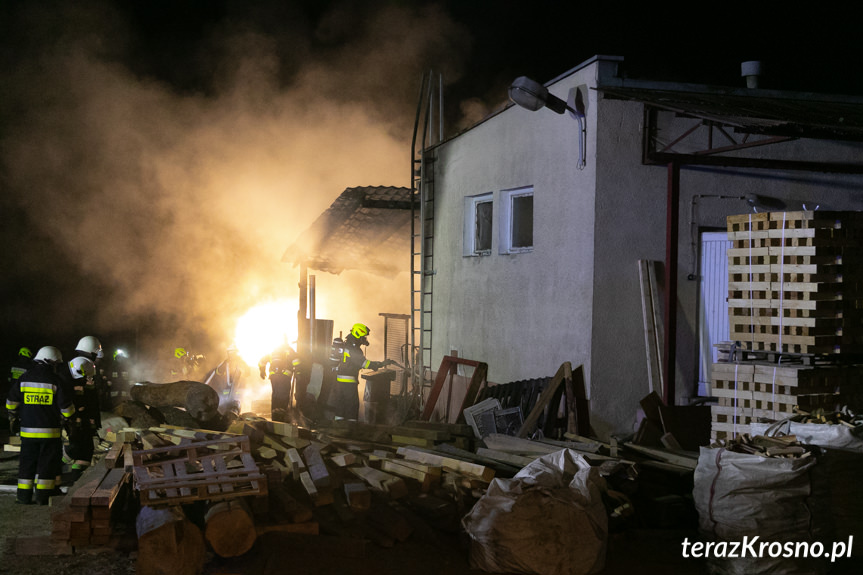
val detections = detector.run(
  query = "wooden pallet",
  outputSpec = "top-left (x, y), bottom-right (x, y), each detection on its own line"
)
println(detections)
top-left (133, 436), bottom-right (266, 507)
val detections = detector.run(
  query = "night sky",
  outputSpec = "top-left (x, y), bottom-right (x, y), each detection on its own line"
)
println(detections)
top-left (0, 0), bottom-right (858, 367)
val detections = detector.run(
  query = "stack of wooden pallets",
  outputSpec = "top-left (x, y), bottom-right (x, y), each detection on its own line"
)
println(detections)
top-left (712, 210), bottom-right (863, 440)
top-left (709, 362), bottom-right (861, 440)
top-left (727, 210), bottom-right (863, 356)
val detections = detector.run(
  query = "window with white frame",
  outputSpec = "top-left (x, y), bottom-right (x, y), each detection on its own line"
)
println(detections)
top-left (464, 193), bottom-right (493, 256)
top-left (499, 187), bottom-right (533, 254)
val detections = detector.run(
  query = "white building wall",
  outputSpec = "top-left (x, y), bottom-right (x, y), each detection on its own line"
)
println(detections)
top-left (429, 61), bottom-right (600, 391)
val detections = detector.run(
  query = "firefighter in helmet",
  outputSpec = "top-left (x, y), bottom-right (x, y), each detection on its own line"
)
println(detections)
top-left (6, 348), bottom-right (80, 504)
top-left (8, 347), bottom-right (34, 386)
top-left (61, 353), bottom-right (103, 480)
top-left (332, 323), bottom-right (395, 420)
top-left (3, 347), bottom-right (34, 432)
top-left (172, 347), bottom-right (204, 379)
top-left (259, 341), bottom-right (301, 422)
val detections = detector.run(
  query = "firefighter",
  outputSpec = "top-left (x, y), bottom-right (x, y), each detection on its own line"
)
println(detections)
top-left (6, 350), bottom-right (83, 505)
top-left (259, 341), bottom-right (301, 422)
top-left (2, 347), bottom-right (33, 432)
top-left (8, 347), bottom-right (34, 385)
top-left (74, 335), bottom-right (103, 363)
top-left (172, 347), bottom-right (204, 379)
top-left (203, 344), bottom-right (245, 410)
top-left (61, 353), bottom-right (103, 479)
top-left (332, 323), bottom-right (395, 420)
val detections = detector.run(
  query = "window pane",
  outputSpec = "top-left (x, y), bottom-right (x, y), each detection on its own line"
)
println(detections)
top-left (476, 201), bottom-right (493, 252)
top-left (511, 195), bottom-right (533, 248)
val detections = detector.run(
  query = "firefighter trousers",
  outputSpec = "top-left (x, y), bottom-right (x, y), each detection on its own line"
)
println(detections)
top-left (65, 424), bottom-right (96, 469)
top-left (18, 437), bottom-right (62, 504)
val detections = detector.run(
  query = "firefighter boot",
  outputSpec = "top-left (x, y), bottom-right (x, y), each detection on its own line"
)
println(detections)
top-left (34, 488), bottom-right (51, 506)
top-left (16, 486), bottom-right (34, 505)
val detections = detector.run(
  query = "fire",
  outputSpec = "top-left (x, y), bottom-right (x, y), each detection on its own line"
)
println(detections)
top-left (233, 299), bottom-right (299, 370)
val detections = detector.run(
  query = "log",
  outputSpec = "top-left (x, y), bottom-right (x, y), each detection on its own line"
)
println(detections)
top-left (130, 381), bottom-right (220, 421)
top-left (114, 400), bottom-right (164, 429)
top-left (136, 506), bottom-right (206, 575)
top-left (204, 498), bottom-right (257, 558)
top-left (159, 406), bottom-right (207, 429)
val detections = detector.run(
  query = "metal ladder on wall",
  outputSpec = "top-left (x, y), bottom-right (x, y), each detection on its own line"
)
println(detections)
top-left (410, 70), bottom-right (443, 409)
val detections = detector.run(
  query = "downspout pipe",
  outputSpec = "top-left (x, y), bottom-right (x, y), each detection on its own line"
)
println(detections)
top-left (664, 162), bottom-right (680, 405)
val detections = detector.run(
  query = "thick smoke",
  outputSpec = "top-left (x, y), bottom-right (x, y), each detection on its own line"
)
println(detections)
top-left (0, 1), bottom-right (470, 364)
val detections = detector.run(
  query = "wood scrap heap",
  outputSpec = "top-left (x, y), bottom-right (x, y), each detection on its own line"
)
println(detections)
top-left (4, 358), bottom-right (730, 571)
top-left (709, 433), bottom-right (812, 458)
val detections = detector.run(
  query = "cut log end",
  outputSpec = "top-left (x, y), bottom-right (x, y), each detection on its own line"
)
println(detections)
top-left (204, 499), bottom-right (257, 558)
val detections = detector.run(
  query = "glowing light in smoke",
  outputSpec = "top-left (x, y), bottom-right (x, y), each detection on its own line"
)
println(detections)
top-left (234, 299), bottom-right (299, 369)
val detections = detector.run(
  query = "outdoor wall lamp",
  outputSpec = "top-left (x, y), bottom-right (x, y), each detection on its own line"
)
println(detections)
top-left (508, 76), bottom-right (587, 170)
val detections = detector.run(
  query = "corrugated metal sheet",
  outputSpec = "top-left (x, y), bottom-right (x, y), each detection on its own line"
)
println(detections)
top-left (698, 231), bottom-right (731, 395)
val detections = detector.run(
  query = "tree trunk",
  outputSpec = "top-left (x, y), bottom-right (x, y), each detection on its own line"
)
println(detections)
top-left (114, 400), bottom-right (164, 429)
top-left (136, 506), bottom-right (206, 575)
top-left (130, 381), bottom-right (220, 421)
top-left (204, 498), bottom-right (257, 557)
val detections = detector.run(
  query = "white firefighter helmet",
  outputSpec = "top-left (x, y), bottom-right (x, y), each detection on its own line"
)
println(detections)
top-left (76, 335), bottom-right (103, 359)
top-left (68, 356), bottom-right (96, 379)
top-left (34, 346), bottom-right (63, 364)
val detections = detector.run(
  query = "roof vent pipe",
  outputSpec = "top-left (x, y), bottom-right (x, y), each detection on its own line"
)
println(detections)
top-left (741, 61), bottom-right (762, 89)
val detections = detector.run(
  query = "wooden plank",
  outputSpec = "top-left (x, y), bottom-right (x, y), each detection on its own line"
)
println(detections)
top-left (389, 426), bottom-right (451, 441)
top-left (391, 434), bottom-right (435, 447)
top-left (380, 459), bottom-right (438, 491)
top-left (570, 364), bottom-right (591, 436)
top-left (343, 482), bottom-right (371, 510)
top-left (421, 357), bottom-right (456, 421)
top-left (402, 420), bottom-right (474, 437)
top-left (122, 443), bottom-right (135, 472)
top-left (395, 445), bottom-right (495, 482)
top-left (103, 439), bottom-right (125, 469)
top-left (455, 362), bottom-right (489, 424)
top-left (623, 442), bottom-right (698, 470)
top-left (264, 420), bottom-right (298, 438)
top-left (90, 468), bottom-right (129, 508)
top-left (348, 466), bottom-right (408, 499)
top-left (329, 452), bottom-right (357, 467)
top-left (301, 443), bottom-right (331, 488)
top-left (286, 448), bottom-right (305, 477)
top-left (639, 260), bottom-right (665, 397)
top-left (69, 465), bottom-right (110, 507)
top-left (517, 363), bottom-right (568, 438)
top-left (481, 433), bottom-right (561, 455)
top-left (420, 355), bottom-right (486, 422)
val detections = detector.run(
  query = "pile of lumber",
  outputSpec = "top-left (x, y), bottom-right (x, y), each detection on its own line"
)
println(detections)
top-left (726, 210), bottom-right (863, 355)
top-left (45, 461), bottom-right (135, 552)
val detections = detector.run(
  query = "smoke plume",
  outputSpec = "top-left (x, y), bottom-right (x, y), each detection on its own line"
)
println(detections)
top-left (0, 1), bottom-right (471, 363)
